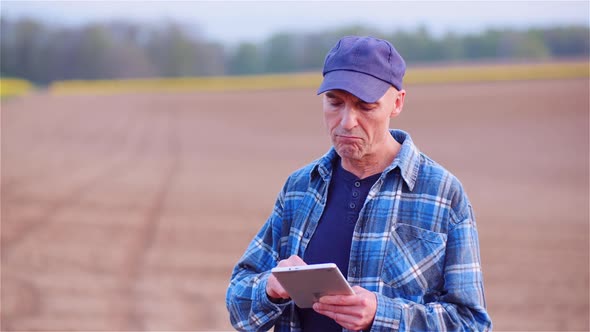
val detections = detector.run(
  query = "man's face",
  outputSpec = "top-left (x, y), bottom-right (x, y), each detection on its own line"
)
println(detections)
top-left (322, 88), bottom-right (404, 161)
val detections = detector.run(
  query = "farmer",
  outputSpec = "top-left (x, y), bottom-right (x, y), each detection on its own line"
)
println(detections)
top-left (226, 36), bottom-right (492, 331)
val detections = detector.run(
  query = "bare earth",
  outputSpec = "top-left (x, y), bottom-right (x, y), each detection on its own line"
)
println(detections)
top-left (1, 79), bottom-right (589, 331)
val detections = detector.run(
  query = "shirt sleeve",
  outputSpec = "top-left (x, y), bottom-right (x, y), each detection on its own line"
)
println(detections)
top-left (225, 186), bottom-right (293, 331)
top-left (371, 215), bottom-right (492, 331)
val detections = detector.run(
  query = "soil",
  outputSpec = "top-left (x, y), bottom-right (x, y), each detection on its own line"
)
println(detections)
top-left (2, 78), bottom-right (588, 331)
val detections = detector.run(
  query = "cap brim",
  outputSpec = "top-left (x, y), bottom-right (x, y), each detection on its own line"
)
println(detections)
top-left (316, 70), bottom-right (391, 103)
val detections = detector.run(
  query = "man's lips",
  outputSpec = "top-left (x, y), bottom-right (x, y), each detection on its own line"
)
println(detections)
top-left (335, 135), bottom-right (363, 146)
top-left (336, 134), bottom-right (361, 140)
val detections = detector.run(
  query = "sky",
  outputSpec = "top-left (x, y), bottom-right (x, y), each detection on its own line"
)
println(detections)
top-left (2, 1), bottom-right (589, 45)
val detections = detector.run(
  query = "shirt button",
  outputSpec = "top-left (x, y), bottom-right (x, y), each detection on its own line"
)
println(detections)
top-left (352, 191), bottom-right (359, 198)
top-left (354, 181), bottom-right (361, 188)
top-left (304, 231), bottom-right (311, 238)
top-left (349, 202), bottom-right (356, 209)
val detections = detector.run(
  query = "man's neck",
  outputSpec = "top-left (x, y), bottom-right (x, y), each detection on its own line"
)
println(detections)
top-left (340, 135), bottom-right (401, 179)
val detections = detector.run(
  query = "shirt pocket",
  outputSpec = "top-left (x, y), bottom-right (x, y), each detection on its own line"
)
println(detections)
top-left (381, 223), bottom-right (448, 296)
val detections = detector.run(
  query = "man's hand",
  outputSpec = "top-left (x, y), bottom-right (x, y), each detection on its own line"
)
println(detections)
top-left (266, 255), bottom-right (307, 301)
top-left (313, 286), bottom-right (377, 331)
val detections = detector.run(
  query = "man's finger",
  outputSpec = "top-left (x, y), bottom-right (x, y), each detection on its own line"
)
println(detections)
top-left (287, 255), bottom-right (306, 265)
top-left (313, 307), bottom-right (358, 327)
top-left (313, 302), bottom-right (361, 316)
top-left (318, 294), bottom-right (363, 305)
top-left (266, 274), bottom-right (290, 299)
top-left (276, 255), bottom-right (306, 267)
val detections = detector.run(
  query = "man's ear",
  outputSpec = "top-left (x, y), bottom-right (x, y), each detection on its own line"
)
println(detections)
top-left (390, 89), bottom-right (406, 118)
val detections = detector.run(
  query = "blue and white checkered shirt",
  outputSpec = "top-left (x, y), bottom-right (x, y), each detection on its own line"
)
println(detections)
top-left (226, 129), bottom-right (492, 331)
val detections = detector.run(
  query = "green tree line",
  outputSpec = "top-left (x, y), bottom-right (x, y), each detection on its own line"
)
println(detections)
top-left (1, 17), bottom-right (588, 84)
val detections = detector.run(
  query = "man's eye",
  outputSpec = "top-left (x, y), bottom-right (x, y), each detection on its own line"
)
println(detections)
top-left (359, 103), bottom-right (376, 111)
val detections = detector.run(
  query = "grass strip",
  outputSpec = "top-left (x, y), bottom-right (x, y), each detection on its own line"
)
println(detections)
top-left (48, 60), bottom-right (590, 96)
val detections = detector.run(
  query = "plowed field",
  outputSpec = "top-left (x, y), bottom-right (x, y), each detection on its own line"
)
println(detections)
top-left (2, 79), bottom-right (589, 331)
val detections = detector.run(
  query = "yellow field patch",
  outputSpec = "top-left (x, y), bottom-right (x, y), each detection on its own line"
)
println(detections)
top-left (49, 73), bottom-right (322, 95)
top-left (45, 60), bottom-right (590, 96)
top-left (406, 61), bottom-right (590, 84)
top-left (1, 78), bottom-right (33, 98)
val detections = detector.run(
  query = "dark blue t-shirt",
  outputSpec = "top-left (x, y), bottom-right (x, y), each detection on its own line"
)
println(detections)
top-left (298, 159), bottom-right (381, 331)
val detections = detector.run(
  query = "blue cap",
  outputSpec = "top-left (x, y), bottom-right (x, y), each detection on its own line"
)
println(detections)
top-left (317, 36), bottom-right (406, 103)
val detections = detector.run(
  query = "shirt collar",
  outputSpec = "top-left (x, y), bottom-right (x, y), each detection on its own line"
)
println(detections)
top-left (310, 129), bottom-right (421, 191)
top-left (384, 129), bottom-right (421, 191)
top-left (312, 148), bottom-right (338, 182)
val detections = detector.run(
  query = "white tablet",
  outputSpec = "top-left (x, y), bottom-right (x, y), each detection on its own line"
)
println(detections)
top-left (271, 263), bottom-right (354, 308)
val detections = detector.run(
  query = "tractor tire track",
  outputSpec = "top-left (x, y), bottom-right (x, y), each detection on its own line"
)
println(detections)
top-left (115, 110), bottom-right (181, 330)
top-left (0, 277), bottom-right (42, 331)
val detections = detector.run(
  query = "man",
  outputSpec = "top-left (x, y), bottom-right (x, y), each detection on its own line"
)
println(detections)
top-left (226, 36), bottom-right (492, 331)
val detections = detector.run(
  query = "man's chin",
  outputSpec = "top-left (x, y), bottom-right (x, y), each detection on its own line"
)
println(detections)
top-left (335, 146), bottom-right (363, 160)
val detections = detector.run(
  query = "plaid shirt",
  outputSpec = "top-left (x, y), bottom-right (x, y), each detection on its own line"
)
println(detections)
top-left (226, 130), bottom-right (492, 331)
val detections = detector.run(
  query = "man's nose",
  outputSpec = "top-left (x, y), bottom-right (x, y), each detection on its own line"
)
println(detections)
top-left (340, 106), bottom-right (358, 130)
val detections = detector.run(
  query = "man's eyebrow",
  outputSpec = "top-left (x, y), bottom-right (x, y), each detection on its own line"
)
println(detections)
top-left (325, 92), bottom-right (338, 98)
top-left (358, 99), bottom-right (379, 105)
